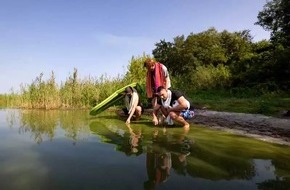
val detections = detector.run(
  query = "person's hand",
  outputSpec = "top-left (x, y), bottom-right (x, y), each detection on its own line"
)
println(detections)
top-left (166, 107), bottom-right (171, 113)
top-left (126, 119), bottom-right (131, 124)
top-left (152, 117), bottom-right (158, 125)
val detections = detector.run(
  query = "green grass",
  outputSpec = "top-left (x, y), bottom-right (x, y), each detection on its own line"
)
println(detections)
top-left (188, 89), bottom-right (290, 116)
top-left (1, 86), bottom-right (289, 117)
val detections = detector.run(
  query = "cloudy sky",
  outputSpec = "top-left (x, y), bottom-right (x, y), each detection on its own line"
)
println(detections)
top-left (0, 0), bottom-right (270, 93)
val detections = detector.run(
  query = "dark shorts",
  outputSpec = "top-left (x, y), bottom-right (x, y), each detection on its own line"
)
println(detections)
top-left (122, 106), bottom-right (144, 115)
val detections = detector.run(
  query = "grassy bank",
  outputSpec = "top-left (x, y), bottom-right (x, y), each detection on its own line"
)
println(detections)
top-left (187, 89), bottom-right (290, 117)
top-left (1, 87), bottom-right (289, 117)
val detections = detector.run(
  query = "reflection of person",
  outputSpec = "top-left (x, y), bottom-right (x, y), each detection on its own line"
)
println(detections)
top-left (144, 58), bottom-right (171, 108)
top-left (152, 86), bottom-right (195, 130)
top-left (126, 124), bottom-right (142, 154)
top-left (170, 133), bottom-right (193, 175)
top-left (144, 128), bottom-right (172, 189)
top-left (123, 87), bottom-right (143, 124)
top-left (144, 147), bottom-right (172, 189)
top-left (144, 128), bottom-right (194, 189)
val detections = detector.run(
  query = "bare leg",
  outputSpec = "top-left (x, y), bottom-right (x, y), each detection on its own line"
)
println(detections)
top-left (135, 106), bottom-right (142, 120)
top-left (169, 111), bottom-right (190, 129)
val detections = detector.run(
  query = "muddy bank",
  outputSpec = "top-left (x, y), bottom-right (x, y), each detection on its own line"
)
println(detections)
top-left (191, 109), bottom-right (290, 146)
top-left (141, 109), bottom-right (290, 146)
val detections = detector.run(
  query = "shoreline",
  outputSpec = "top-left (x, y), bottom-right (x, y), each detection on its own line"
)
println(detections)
top-left (143, 109), bottom-right (290, 146)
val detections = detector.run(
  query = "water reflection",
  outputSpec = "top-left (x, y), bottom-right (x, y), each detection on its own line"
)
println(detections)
top-left (89, 118), bottom-right (290, 189)
top-left (126, 124), bottom-right (143, 154)
top-left (2, 109), bottom-right (290, 190)
top-left (6, 109), bottom-right (91, 144)
top-left (143, 126), bottom-right (193, 189)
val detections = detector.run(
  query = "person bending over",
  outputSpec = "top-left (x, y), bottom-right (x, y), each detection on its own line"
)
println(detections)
top-left (152, 86), bottom-right (194, 130)
top-left (144, 58), bottom-right (171, 108)
top-left (123, 86), bottom-right (143, 124)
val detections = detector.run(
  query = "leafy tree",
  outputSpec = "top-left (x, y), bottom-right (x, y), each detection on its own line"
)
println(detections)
top-left (153, 37), bottom-right (185, 76)
top-left (220, 30), bottom-right (253, 66)
top-left (256, 0), bottom-right (290, 47)
top-left (152, 39), bottom-right (174, 66)
top-left (124, 53), bottom-right (149, 85)
top-left (152, 28), bottom-right (256, 90)
top-left (256, 0), bottom-right (290, 90)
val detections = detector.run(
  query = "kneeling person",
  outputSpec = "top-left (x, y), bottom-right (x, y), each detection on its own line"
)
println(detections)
top-left (123, 87), bottom-right (143, 124)
top-left (152, 86), bottom-right (194, 129)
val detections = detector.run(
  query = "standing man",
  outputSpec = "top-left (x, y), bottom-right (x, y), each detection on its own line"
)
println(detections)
top-left (152, 86), bottom-right (194, 130)
top-left (144, 58), bottom-right (171, 108)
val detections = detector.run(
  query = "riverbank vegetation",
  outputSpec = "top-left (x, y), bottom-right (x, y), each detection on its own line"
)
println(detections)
top-left (0, 0), bottom-right (289, 116)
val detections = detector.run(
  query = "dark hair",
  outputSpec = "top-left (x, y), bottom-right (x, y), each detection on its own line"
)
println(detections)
top-left (124, 86), bottom-right (133, 94)
top-left (157, 86), bottom-right (166, 93)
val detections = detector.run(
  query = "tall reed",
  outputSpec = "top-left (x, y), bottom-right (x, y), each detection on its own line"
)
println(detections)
top-left (3, 68), bottom-right (127, 109)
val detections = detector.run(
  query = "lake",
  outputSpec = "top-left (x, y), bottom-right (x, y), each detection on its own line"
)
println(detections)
top-left (0, 109), bottom-right (289, 190)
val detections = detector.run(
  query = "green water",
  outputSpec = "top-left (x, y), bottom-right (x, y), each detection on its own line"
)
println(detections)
top-left (0, 109), bottom-right (289, 190)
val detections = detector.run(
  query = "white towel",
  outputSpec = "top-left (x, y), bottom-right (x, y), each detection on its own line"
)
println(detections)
top-left (166, 115), bottom-right (174, 125)
top-left (161, 90), bottom-right (172, 108)
top-left (162, 90), bottom-right (173, 125)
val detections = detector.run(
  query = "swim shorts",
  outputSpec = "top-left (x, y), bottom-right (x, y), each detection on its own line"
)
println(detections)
top-left (180, 110), bottom-right (195, 120)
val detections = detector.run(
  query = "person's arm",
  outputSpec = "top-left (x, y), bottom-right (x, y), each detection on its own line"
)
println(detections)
top-left (125, 123), bottom-right (135, 135)
top-left (165, 77), bottom-right (170, 90)
top-left (152, 104), bottom-right (161, 125)
top-left (126, 93), bottom-right (139, 124)
top-left (169, 96), bottom-right (188, 112)
top-left (162, 65), bottom-right (171, 90)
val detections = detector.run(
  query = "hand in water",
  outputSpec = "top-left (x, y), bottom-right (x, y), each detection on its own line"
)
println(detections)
top-left (153, 118), bottom-right (158, 125)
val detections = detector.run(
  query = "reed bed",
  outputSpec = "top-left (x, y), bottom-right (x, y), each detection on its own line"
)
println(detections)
top-left (2, 68), bottom-right (133, 109)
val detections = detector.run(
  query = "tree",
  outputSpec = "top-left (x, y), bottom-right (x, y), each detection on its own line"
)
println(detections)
top-left (153, 37), bottom-right (186, 76)
top-left (219, 30), bottom-right (253, 67)
top-left (152, 39), bottom-right (174, 65)
top-left (124, 54), bottom-right (149, 85)
top-left (256, 0), bottom-right (290, 90)
top-left (256, 0), bottom-right (290, 47)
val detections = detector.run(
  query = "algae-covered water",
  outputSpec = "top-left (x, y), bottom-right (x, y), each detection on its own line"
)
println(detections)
top-left (0, 109), bottom-right (289, 190)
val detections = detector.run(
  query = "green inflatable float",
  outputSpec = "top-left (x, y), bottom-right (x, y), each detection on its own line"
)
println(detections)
top-left (89, 82), bottom-right (142, 116)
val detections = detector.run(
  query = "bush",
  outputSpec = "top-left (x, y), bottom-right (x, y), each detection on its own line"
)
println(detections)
top-left (189, 64), bottom-right (231, 90)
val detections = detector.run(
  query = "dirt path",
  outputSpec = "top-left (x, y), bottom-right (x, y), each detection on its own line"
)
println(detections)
top-left (191, 109), bottom-right (290, 146)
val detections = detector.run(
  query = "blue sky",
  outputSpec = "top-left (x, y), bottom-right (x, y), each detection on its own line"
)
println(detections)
top-left (0, 0), bottom-right (270, 94)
